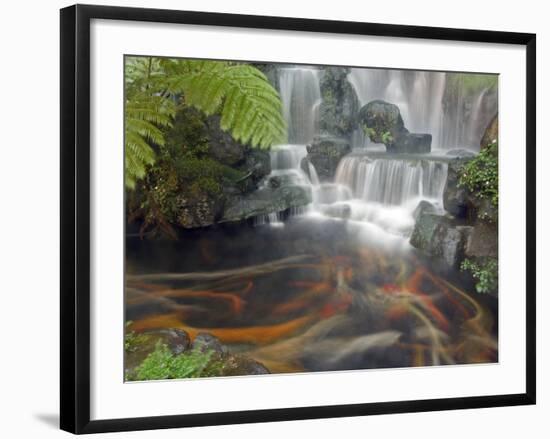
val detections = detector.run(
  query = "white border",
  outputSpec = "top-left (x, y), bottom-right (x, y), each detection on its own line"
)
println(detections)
top-left (90, 19), bottom-right (526, 421)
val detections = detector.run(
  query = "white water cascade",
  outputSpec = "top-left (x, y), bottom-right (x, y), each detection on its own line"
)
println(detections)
top-left (278, 67), bottom-right (322, 144)
top-left (334, 156), bottom-right (448, 205)
top-left (258, 66), bottom-right (491, 250)
top-left (347, 69), bottom-right (496, 151)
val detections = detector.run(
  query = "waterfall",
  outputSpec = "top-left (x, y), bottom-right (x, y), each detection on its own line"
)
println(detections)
top-left (257, 64), bottom-right (493, 245)
top-left (278, 67), bottom-right (322, 144)
top-left (334, 156), bottom-right (448, 205)
top-left (347, 69), bottom-right (496, 150)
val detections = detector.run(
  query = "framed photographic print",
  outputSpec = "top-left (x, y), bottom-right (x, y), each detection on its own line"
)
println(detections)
top-left (60, 4), bottom-right (536, 434)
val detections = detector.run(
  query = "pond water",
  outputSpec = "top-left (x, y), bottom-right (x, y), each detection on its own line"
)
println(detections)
top-left (126, 216), bottom-right (497, 374)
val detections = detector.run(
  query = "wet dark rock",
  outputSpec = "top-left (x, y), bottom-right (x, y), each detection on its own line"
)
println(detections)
top-left (192, 333), bottom-right (227, 354)
top-left (394, 133), bottom-right (432, 154)
top-left (205, 115), bottom-right (247, 166)
top-left (243, 149), bottom-right (271, 183)
top-left (223, 356), bottom-right (270, 376)
top-left (443, 157), bottom-right (473, 219)
top-left (268, 176), bottom-right (282, 189)
top-left (410, 212), bottom-right (470, 268)
top-left (358, 100), bottom-right (431, 153)
top-left (175, 193), bottom-right (223, 229)
top-left (464, 222), bottom-right (498, 259)
top-left (301, 136), bottom-right (352, 180)
top-left (222, 184), bottom-right (312, 222)
top-left (413, 200), bottom-right (437, 220)
top-left (319, 67), bottom-right (360, 139)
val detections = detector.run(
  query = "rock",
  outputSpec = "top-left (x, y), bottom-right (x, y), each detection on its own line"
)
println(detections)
top-left (192, 333), bottom-right (226, 354)
top-left (301, 136), bottom-right (352, 180)
top-left (222, 184), bottom-right (312, 222)
top-left (205, 115), bottom-right (247, 166)
top-left (318, 67), bottom-right (359, 139)
top-left (410, 212), bottom-right (469, 268)
top-left (268, 176), bottom-right (282, 188)
top-left (464, 222), bottom-right (498, 259)
top-left (443, 157), bottom-right (473, 219)
top-left (125, 329), bottom-right (191, 373)
top-left (443, 156), bottom-right (498, 223)
top-left (480, 113), bottom-right (498, 149)
top-left (446, 148), bottom-right (476, 158)
top-left (175, 192), bottom-right (223, 228)
top-left (393, 133), bottom-right (431, 154)
top-left (223, 356), bottom-right (271, 376)
top-left (358, 100), bottom-right (432, 153)
top-left (413, 200), bottom-right (436, 220)
top-left (244, 149), bottom-right (271, 183)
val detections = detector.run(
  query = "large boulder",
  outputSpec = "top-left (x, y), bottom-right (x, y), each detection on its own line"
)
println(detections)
top-left (410, 212), bottom-right (470, 268)
top-left (222, 184), bottom-right (312, 222)
top-left (318, 67), bottom-right (359, 139)
top-left (301, 136), bottom-right (352, 181)
top-left (358, 100), bottom-right (431, 153)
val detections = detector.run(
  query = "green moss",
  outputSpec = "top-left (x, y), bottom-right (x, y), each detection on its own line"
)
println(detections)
top-left (461, 257), bottom-right (498, 294)
top-left (447, 73), bottom-right (498, 95)
top-left (458, 142), bottom-right (498, 208)
top-left (127, 341), bottom-right (225, 381)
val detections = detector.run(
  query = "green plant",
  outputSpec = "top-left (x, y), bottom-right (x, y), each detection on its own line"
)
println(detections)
top-left (124, 321), bottom-right (148, 353)
top-left (381, 130), bottom-right (393, 144)
top-left (127, 341), bottom-right (224, 381)
top-left (458, 141), bottom-right (498, 208)
top-left (461, 257), bottom-right (498, 294)
top-left (124, 57), bottom-right (287, 189)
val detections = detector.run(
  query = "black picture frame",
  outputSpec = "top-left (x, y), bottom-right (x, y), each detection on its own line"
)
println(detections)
top-left (60, 4), bottom-right (536, 434)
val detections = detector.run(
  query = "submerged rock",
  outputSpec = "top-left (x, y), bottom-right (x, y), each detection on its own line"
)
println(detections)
top-left (358, 100), bottom-right (431, 153)
top-left (301, 136), bottom-right (352, 181)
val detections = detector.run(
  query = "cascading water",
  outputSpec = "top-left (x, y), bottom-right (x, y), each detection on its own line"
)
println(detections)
top-left (278, 67), bottom-right (322, 144)
top-left (262, 65), bottom-right (495, 247)
top-left (335, 156), bottom-right (448, 205)
top-left (347, 69), bottom-right (496, 150)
